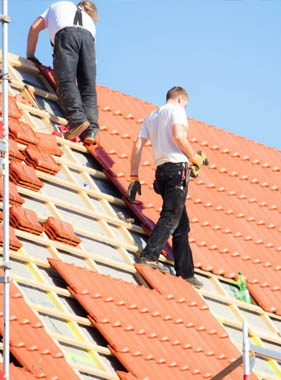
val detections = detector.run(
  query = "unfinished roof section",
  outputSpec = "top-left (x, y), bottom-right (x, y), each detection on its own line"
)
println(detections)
top-left (0, 52), bottom-right (280, 380)
top-left (49, 258), bottom-right (256, 380)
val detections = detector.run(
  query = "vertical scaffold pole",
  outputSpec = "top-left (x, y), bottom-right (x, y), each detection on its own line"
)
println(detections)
top-left (243, 321), bottom-right (250, 380)
top-left (1, 0), bottom-right (10, 379)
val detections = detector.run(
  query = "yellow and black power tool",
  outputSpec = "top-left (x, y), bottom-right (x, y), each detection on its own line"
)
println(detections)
top-left (189, 150), bottom-right (209, 178)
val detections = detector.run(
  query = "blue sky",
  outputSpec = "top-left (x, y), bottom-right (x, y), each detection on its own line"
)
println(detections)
top-left (6, 0), bottom-right (281, 150)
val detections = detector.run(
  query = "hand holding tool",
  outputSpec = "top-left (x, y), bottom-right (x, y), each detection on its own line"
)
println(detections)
top-left (189, 150), bottom-right (209, 178)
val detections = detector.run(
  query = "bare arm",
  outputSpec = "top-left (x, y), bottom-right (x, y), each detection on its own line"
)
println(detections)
top-left (172, 123), bottom-right (195, 159)
top-left (26, 17), bottom-right (46, 57)
top-left (130, 137), bottom-right (147, 176)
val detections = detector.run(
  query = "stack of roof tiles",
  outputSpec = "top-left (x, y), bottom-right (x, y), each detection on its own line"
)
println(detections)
top-left (8, 118), bottom-right (39, 145)
top-left (23, 146), bottom-right (61, 175)
top-left (8, 139), bottom-right (25, 162)
top-left (0, 89), bottom-right (64, 251)
top-left (0, 223), bottom-right (22, 250)
top-left (10, 205), bottom-right (43, 235)
top-left (0, 175), bottom-right (24, 205)
top-left (0, 93), bottom-right (22, 120)
top-left (36, 132), bottom-right (63, 157)
top-left (43, 216), bottom-right (81, 246)
top-left (9, 161), bottom-right (44, 191)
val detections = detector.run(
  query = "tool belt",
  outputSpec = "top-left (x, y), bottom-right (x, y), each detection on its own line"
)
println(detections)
top-left (153, 162), bottom-right (188, 194)
top-left (158, 162), bottom-right (188, 169)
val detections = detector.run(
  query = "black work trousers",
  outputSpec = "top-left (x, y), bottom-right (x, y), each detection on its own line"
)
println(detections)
top-left (53, 27), bottom-right (98, 133)
top-left (141, 162), bottom-right (194, 279)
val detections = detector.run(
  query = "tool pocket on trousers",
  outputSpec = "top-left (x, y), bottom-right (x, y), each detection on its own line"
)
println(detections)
top-left (153, 179), bottom-right (160, 194)
top-left (164, 169), bottom-right (184, 188)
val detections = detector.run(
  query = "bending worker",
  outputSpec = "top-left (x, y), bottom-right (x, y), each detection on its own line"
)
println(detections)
top-left (128, 86), bottom-right (206, 288)
top-left (27, 1), bottom-right (99, 144)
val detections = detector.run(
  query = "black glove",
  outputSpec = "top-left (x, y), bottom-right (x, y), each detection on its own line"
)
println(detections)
top-left (27, 55), bottom-right (42, 65)
top-left (128, 176), bottom-right (141, 201)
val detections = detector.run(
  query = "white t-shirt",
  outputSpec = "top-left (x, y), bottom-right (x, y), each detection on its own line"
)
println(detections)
top-left (40, 1), bottom-right (96, 45)
top-left (139, 104), bottom-right (189, 167)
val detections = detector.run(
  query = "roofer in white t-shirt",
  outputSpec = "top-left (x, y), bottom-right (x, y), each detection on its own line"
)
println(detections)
top-left (27, 1), bottom-right (99, 144)
top-left (128, 86), bottom-right (207, 288)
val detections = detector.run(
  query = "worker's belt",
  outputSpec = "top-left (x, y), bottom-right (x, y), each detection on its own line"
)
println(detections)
top-left (53, 27), bottom-right (95, 47)
top-left (158, 162), bottom-right (188, 169)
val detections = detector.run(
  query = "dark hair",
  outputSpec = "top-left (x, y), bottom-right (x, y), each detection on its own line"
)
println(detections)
top-left (166, 86), bottom-right (188, 102)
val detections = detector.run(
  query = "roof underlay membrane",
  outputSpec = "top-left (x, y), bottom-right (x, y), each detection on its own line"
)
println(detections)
top-left (0, 52), bottom-right (280, 380)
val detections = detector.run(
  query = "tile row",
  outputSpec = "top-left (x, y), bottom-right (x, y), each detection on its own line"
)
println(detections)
top-left (49, 259), bottom-right (255, 380)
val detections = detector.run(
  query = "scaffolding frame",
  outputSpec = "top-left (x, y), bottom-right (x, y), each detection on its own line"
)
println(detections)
top-left (0, 1), bottom-right (10, 380)
top-left (210, 321), bottom-right (281, 380)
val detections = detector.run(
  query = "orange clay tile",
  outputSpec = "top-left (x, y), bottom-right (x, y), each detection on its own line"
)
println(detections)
top-left (9, 161), bottom-right (44, 191)
top-left (10, 204), bottom-right (44, 235)
top-left (43, 217), bottom-right (81, 246)
top-left (0, 223), bottom-right (22, 251)
top-left (0, 178), bottom-right (25, 206)
top-left (39, 66), bottom-right (281, 317)
top-left (0, 93), bottom-right (22, 120)
top-left (36, 132), bottom-right (63, 157)
top-left (117, 371), bottom-right (140, 380)
top-left (0, 364), bottom-right (38, 380)
top-left (8, 139), bottom-right (25, 162)
top-left (0, 282), bottom-right (80, 380)
top-left (8, 118), bottom-right (39, 145)
top-left (23, 146), bottom-right (61, 175)
top-left (48, 259), bottom-right (258, 380)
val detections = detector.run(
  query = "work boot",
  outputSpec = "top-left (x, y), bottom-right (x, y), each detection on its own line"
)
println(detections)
top-left (65, 121), bottom-right (90, 140)
top-left (82, 128), bottom-right (99, 145)
top-left (139, 256), bottom-right (169, 273)
top-left (183, 276), bottom-right (203, 289)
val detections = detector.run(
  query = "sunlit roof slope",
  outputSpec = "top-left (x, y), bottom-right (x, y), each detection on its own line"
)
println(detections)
top-left (90, 83), bottom-right (281, 317)
top-left (0, 52), bottom-right (280, 380)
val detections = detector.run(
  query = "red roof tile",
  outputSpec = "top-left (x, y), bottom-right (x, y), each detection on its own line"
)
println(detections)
top-left (10, 204), bottom-right (44, 235)
top-left (8, 118), bottom-right (39, 145)
top-left (0, 223), bottom-right (22, 250)
top-left (117, 371), bottom-right (139, 380)
top-left (36, 132), bottom-right (63, 157)
top-left (9, 160), bottom-right (44, 191)
top-left (23, 146), bottom-right (61, 175)
top-left (0, 177), bottom-right (25, 206)
top-left (48, 259), bottom-right (258, 380)
top-left (43, 217), bottom-right (81, 246)
top-left (9, 139), bottom-right (25, 162)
